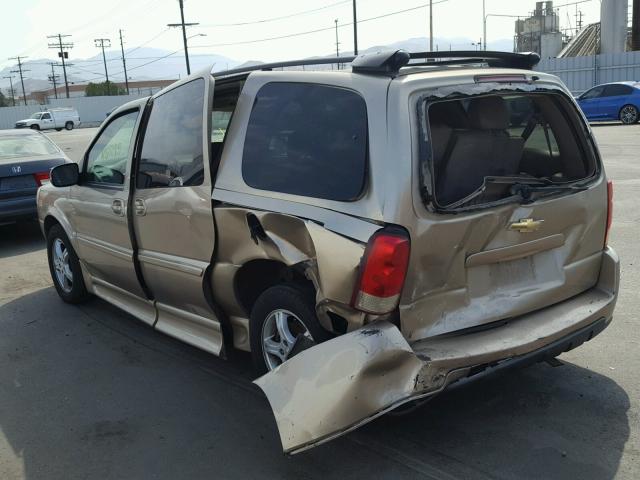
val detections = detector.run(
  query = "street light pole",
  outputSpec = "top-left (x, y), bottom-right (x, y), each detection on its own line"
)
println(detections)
top-left (483, 0), bottom-right (487, 50)
top-left (429, 0), bottom-right (434, 51)
top-left (334, 19), bottom-right (340, 69)
top-left (352, 0), bottom-right (358, 55)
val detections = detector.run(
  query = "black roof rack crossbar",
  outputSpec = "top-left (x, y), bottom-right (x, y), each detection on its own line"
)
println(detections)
top-left (212, 49), bottom-right (540, 79)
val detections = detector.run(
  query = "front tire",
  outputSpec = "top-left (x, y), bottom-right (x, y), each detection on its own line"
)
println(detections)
top-left (619, 104), bottom-right (638, 124)
top-left (55, 128), bottom-right (62, 132)
top-left (47, 225), bottom-right (90, 303)
top-left (65, 121), bottom-right (74, 131)
top-left (250, 284), bottom-right (331, 375)
top-left (30, 124), bottom-right (40, 130)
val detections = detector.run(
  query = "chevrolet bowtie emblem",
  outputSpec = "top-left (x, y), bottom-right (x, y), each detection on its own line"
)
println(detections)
top-left (509, 218), bottom-right (543, 233)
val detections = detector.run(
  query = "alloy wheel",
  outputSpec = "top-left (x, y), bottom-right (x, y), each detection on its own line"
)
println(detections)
top-left (261, 309), bottom-right (314, 371)
top-left (620, 105), bottom-right (638, 124)
top-left (52, 238), bottom-right (73, 293)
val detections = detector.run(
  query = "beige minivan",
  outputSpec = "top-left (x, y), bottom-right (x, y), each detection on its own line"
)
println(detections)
top-left (38, 50), bottom-right (619, 454)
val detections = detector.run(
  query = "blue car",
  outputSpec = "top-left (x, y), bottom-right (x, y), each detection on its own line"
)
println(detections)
top-left (577, 81), bottom-right (640, 124)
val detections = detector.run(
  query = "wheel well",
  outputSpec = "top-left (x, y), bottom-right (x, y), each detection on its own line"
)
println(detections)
top-left (43, 216), bottom-right (60, 236)
top-left (234, 259), bottom-right (314, 316)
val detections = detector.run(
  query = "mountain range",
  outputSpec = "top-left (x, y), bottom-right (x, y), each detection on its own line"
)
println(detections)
top-left (0, 36), bottom-right (512, 95)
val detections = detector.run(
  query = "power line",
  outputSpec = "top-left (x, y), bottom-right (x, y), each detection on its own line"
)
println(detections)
top-left (199, 0), bottom-right (353, 27)
top-left (8, 56), bottom-right (29, 105)
top-left (47, 34), bottom-right (73, 98)
top-left (192, 0), bottom-right (448, 50)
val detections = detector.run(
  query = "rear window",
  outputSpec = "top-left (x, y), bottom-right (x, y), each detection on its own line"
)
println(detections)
top-left (424, 92), bottom-right (597, 209)
top-left (0, 134), bottom-right (59, 158)
top-left (242, 82), bottom-right (368, 201)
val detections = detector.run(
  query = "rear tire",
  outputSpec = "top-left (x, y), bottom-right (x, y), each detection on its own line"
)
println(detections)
top-left (249, 284), bottom-right (331, 375)
top-left (65, 121), bottom-right (74, 131)
top-left (30, 124), bottom-right (40, 130)
top-left (47, 224), bottom-right (90, 304)
top-left (619, 104), bottom-right (638, 124)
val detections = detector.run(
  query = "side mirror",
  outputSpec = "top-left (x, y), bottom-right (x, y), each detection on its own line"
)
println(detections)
top-left (51, 163), bottom-right (79, 187)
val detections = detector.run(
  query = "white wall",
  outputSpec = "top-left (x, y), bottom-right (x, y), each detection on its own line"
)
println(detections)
top-left (537, 51), bottom-right (640, 94)
top-left (0, 94), bottom-right (148, 130)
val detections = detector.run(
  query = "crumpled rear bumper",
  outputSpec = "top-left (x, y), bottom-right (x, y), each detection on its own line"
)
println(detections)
top-left (255, 247), bottom-right (619, 454)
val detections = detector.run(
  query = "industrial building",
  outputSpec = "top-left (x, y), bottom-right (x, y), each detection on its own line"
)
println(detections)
top-left (515, 0), bottom-right (640, 58)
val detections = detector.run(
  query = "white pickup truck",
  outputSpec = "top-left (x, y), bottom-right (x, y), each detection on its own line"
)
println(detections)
top-left (15, 108), bottom-right (80, 131)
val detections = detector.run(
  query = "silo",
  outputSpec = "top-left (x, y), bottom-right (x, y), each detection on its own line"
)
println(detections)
top-left (600, 0), bottom-right (628, 53)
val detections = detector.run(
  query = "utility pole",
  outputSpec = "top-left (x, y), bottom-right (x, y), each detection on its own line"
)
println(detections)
top-left (94, 38), bottom-right (111, 95)
top-left (168, 0), bottom-right (198, 75)
top-left (352, 0), bottom-right (358, 55)
top-left (119, 29), bottom-right (130, 95)
top-left (483, 0), bottom-right (487, 50)
top-left (2, 76), bottom-right (16, 106)
top-left (47, 34), bottom-right (73, 98)
top-left (8, 56), bottom-right (28, 106)
top-left (334, 19), bottom-right (340, 70)
top-left (48, 63), bottom-right (59, 99)
top-left (429, 0), bottom-right (434, 51)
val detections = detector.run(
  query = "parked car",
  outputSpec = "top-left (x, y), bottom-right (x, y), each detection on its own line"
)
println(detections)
top-left (576, 81), bottom-right (640, 124)
top-left (0, 129), bottom-right (68, 224)
top-left (37, 50), bottom-right (619, 454)
top-left (15, 107), bottom-right (80, 131)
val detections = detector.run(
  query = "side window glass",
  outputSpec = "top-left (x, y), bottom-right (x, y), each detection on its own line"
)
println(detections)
top-left (582, 87), bottom-right (603, 100)
top-left (85, 110), bottom-right (139, 185)
top-left (604, 84), bottom-right (632, 97)
top-left (137, 79), bottom-right (204, 188)
top-left (242, 82), bottom-right (368, 201)
top-left (212, 111), bottom-right (232, 143)
top-left (42, 113), bottom-right (51, 120)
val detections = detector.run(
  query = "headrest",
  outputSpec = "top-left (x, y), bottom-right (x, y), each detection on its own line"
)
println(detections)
top-left (429, 100), bottom-right (469, 129)
top-left (468, 96), bottom-right (510, 130)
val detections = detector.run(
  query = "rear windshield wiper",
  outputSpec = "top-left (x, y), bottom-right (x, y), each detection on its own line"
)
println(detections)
top-left (510, 182), bottom-right (589, 201)
top-left (440, 176), bottom-right (589, 210)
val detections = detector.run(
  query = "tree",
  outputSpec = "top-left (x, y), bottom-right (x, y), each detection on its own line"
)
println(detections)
top-left (0, 90), bottom-right (8, 107)
top-left (85, 81), bottom-right (126, 97)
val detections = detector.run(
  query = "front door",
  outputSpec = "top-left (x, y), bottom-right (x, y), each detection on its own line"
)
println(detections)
top-left (68, 107), bottom-right (155, 324)
top-left (578, 86), bottom-right (604, 120)
top-left (131, 72), bottom-right (223, 355)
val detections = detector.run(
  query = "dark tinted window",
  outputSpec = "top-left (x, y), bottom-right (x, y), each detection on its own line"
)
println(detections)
top-left (85, 110), bottom-right (139, 185)
top-left (581, 86), bottom-right (604, 99)
top-left (603, 84), bottom-right (633, 97)
top-left (137, 79), bottom-right (204, 188)
top-left (242, 82), bottom-right (367, 201)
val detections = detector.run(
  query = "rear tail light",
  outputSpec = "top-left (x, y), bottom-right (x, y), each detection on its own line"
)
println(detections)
top-left (605, 180), bottom-right (613, 246)
top-left (33, 171), bottom-right (50, 187)
top-left (352, 229), bottom-right (411, 314)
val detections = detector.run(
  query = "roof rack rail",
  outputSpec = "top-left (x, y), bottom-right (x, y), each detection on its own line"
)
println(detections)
top-left (213, 56), bottom-right (356, 78)
top-left (212, 49), bottom-right (540, 79)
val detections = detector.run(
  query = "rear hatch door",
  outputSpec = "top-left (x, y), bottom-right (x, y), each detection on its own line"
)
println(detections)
top-left (400, 80), bottom-right (607, 340)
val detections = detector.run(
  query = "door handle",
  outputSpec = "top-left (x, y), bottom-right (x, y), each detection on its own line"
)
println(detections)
top-left (134, 198), bottom-right (146, 216)
top-left (111, 199), bottom-right (125, 216)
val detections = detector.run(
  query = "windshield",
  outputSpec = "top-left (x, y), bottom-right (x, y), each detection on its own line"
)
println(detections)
top-left (422, 91), bottom-right (597, 210)
top-left (30, 113), bottom-right (43, 119)
top-left (0, 135), bottom-right (60, 158)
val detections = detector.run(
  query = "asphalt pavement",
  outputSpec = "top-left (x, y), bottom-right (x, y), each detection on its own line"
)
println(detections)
top-left (0, 125), bottom-right (638, 479)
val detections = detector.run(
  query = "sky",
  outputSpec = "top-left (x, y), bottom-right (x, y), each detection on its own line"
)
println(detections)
top-left (1, 0), bottom-right (603, 72)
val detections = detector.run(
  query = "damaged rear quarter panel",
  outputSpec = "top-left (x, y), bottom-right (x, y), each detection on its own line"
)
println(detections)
top-left (254, 321), bottom-right (426, 454)
top-left (211, 206), bottom-right (369, 333)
